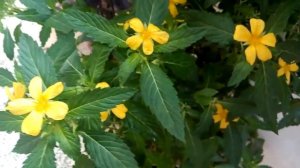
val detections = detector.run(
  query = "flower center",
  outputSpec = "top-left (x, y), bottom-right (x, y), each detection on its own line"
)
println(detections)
top-left (219, 110), bottom-right (228, 119)
top-left (249, 35), bottom-right (261, 46)
top-left (141, 29), bottom-right (152, 40)
top-left (35, 95), bottom-right (49, 113)
top-left (283, 65), bottom-right (290, 73)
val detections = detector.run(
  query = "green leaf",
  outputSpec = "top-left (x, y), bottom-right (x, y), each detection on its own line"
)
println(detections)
top-left (118, 53), bottom-right (143, 85)
top-left (20, 0), bottom-right (51, 15)
top-left (224, 125), bottom-right (243, 166)
top-left (87, 43), bottom-right (112, 83)
top-left (74, 154), bottom-right (95, 168)
top-left (0, 111), bottom-right (24, 132)
top-left (228, 61), bottom-right (253, 87)
top-left (52, 124), bottom-right (80, 160)
top-left (160, 51), bottom-right (198, 81)
top-left (16, 9), bottom-right (50, 23)
top-left (13, 24), bottom-right (22, 43)
top-left (194, 88), bottom-right (218, 106)
top-left (39, 26), bottom-right (51, 46)
top-left (134, 0), bottom-right (169, 25)
top-left (13, 134), bottom-right (42, 154)
top-left (277, 40), bottom-right (300, 62)
top-left (44, 12), bottom-right (72, 33)
top-left (140, 62), bottom-right (185, 142)
top-left (155, 26), bottom-right (205, 53)
top-left (67, 88), bottom-right (136, 118)
top-left (63, 9), bottom-right (127, 47)
top-left (184, 10), bottom-right (234, 45)
top-left (195, 105), bottom-right (214, 137)
top-left (266, 0), bottom-right (300, 33)
top-left (18, 34), bottom-right (57, 86)
top-left (219, 98), bottom-right (256, 117)
top-left (0, 68), bottom-right (15, 86)
top-left (3, 28), bottom-right (15, 60)
top-left (23, 138), bottom-right (55, 168)
top-left (81, 132), bottom-right (139, 168)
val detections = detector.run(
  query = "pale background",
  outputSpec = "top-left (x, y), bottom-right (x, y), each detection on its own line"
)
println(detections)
top-left (0, 9), bottom-right (300, 168)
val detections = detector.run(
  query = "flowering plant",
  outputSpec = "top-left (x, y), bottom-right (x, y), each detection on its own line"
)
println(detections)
top-left (1, 0), bottom-right (300, 167)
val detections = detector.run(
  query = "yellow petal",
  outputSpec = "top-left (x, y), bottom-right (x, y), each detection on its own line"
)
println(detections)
top-left (111, 104), bottom-right (128, 119)
top-left (45, 101), bottom-right (68, 120)
top-left (6, 98), bottom-right (35, 115)
top-left (250, 18), bottom-right (265, 36)
top-left (285, 71), bottom-right (291, 84)
top-left (126, 35), bottom-right (143, 50)
top-left (29, 76), bottom-right (43, 99)
top-left (174, 0), bottom-right (187, 5)
top-left (289, 63), bottom-right (299, 72)
top-left (147, 24), bottom-right (160, 32)
top-left (143, 39), bottom-right (154, 55)
top-left (21, 112), bottom-right (44, 136)
top-left (100, 111), bottom-right (109, 122)
top-left (43, 82), bottom-right (64, 100)
top-left (220, 119), bottom-right (229, 129)
top-left (151, 31), bottom-right (169, 44)
top-left (213, 114), bottom-right (221, 123)
top-left (13, 82), bottom-right (26, 99)
top-left (278, 58), bottom-right (286, 67)
top-left (256, 44), bottom-right (272, 62)
top-left (169, 2), bottom-right (178, 18)
top-left (215, 103), bottom-right (223, 113)
top-left (260, 33), bottom-right (276, 47)
top-left (5, 87), bottom-right (14, 100)
top-left (277, 68), bottom-right (285, 77)
top-left (245, 45), bottom-right (256, 65)
top-left (95, 82), bottom-right (110, 89)
top-left (233, 25), bottom-right (251, 42)
top-left (129, 18), bottom-right (144, 33)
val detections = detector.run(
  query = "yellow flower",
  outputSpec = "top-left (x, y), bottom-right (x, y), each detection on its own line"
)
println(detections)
top-left (125, 18), bottom-right (169, 55)
top-left (117, 20), bottom-right (130, 31)
top-left (213, 103), bottom-right (229, 129)
top-left (6, 76), bottom-right (68, 136)
top-left (277, 58), bottom-right (299, 84)
top-left (95, 82), bottom-right (128, 122)
top-left (5, 82), bottom-right (26, 100)
top-left (169, 0), bottom-right (187, 18)
top-left (233, 18), bottom-right (277, 65)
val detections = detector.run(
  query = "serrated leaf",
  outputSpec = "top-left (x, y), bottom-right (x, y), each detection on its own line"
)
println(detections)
top-left (228, 61), bottom-right (253, 87)
top-left (134, 0), bottom-right (168, 25)
top-left (82, 132), bottom-right (139, 168)
top-left (194, 88), bottom-right (218, 106)
top-left (16, 9), bottom-right (50, 23)
top-left (3, 28), bottom-right (14, 60)
top-left (44, 12), bottom-right (72, 33)
top-left (184, 10), bottom-right (234, 45)
top-left (159, 51), bottom-right (197, 81)
top-left (266, 0), bottom-right (300, 33)
top-left (155, 26), bottom-right (205, 53)
top-left (224, 125), bottom-right (243, 166)
top-left (63, 9), bottom-right (127, 47)
top-left (13, 134), bottom-right (42, 154)
top-left (40, 26), bottom-right (51, 46)
top-left (140, 62), bottom-right (185, 142)
top-left (0, 68), bottom-right (15, 86)
top-left (13, 24), bottom-right (22, 43)
top-left (18, 34), bottom-right (57, 87)
top-left (52, 124), bottom-right (80, 159)
top-left (195, 105), bottom-right (214, 137)
top-left (87, 43), bottom-right (112, 83)
top-left (118, 53), bottom-right (143, 85)
top-left (0, 111), bottom-right (24, 132)
top-left (23, 138), bottom-right (55, 168)
top-left (20, 0), bottom-right (51, 15)
top-left (74, 154), bottom-right (95, 168)
top-left (67, 88), bottom-right (136, 118)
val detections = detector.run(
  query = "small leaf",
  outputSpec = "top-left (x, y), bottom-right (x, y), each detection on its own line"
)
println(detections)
top-left (16, 9), bottom-right (50, 23)
top-left (67, 88), bottom-right (136, 118)
top-left (184, 10), bottom-right (234, 45)
top-left (63, 9), bottom-right (127, 47)
top-left (20, 0), bottom-right (51, 15)
top-left (224, 125), bottom-right (243, 166)
top-left (228, 61), bottom-right (253, 87)
top-left (134, 0), bottom-right (169, 25)
top-left (13, 24), bottom-right (22, 43)
top-left (3, 28), bottom-right (15, 60)
top-left (18, 34), bottom-right (57, 87)
top-left (140, 62), bottom-right (185, 142)
top-left (118, 53), bottom-right (143, 85)
top-left (194, 88), bottom-right (218, 106)
top-left (0, 111), bottom-right (24, 132)
top-left (87, 43), bottom-right (112, 83)
top-left (13, 134), bottom-right (42, 154)
top-left (23, 138), bottom-right (55, 168)
top-left (0, 68), bottom-right (15, 86)
top-left (155, 26), bottom-right (206, 53)
top-left (195, 105), bottom-right (214, 136)
top-left (81, 132), bottom-right (139, 168)
top-left (39, 26), bottom-right (51, 46)
top-left (44, 12), bottom-right (72, 33)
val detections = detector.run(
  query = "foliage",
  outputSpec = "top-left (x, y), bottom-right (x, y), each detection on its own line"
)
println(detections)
top-left (1, 0), bottom-right (300, 167)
